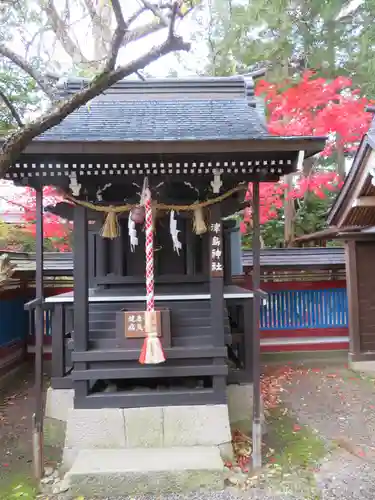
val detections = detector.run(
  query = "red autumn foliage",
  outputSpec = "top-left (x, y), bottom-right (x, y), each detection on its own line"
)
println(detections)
top-left (241, 72), bottom-right (371, 230)
top-left (240, 171), bottom-right (344, 232)
top-left (0, 184), bottom-right (71, 251)
top-left (255, 71), bottom-right (372, 156)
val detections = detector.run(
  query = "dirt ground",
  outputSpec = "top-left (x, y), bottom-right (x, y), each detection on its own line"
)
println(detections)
top-left (0, 362), bottom-right (60, 500)
top-left (0, 363), bottom-right (36, 499)
top-left (2, 360), bottom-right (375, 500)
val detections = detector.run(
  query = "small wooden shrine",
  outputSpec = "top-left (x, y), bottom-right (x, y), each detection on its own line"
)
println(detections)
top-left (6, 76), bottom-right (325, 402)
top-left (4, 76), bottom-right (325, 490)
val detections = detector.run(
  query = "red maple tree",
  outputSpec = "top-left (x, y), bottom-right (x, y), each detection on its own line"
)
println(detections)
top-left (240, 171), bottom-right (344, 233)
top-left (256, 71), bottom-right (372, 156)
top-left (241, 72), bottom-right (372, 233)
top-left (0, 184), bottom-right (71, 251)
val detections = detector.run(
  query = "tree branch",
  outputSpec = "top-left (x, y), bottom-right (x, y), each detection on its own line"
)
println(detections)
top-left (105, 0), bottom-right (127, 71)
top-left (0, 34), bottom-right (190, 177)
top-left (0, 44), bottom-right (54, 99)
top-left (136, 71), bottom-right (146, 81)
top-left (123, 19), bottom-right (164, 45)
top-left (0, 89), bottom-right (24, 128)
top-left (168, 1), bottom-right (179, 39)
top-left (43, 0), bottom-right (87, 64)
top-left (140, 0), bottom-right (169, 26)
top-left (126, 6), bottom-right (147, 26)
top-left (40, 0), bottom-right (86, 63)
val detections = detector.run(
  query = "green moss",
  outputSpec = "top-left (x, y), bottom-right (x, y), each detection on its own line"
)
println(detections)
top-left (0, 476), bottom-right (37, 500)
top-left (267, 407), bottom-right (326, 468)
top-left (254, 407), bottom-right (327, 499)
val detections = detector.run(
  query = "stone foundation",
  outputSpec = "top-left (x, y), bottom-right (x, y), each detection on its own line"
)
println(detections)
top-left (350, 360), bottom-right (375, 375)
top-left (61, 403), bottom-right (231, 469)
top-left (44, 383), bottom-right (265, 451)
top-left (227, 383), bottom-right (266, 434)
top-left (44, 384), bottom-right (266, 495)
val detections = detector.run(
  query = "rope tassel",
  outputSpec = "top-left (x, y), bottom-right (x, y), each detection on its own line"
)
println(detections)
top-left (193, 206), bottom-right (207, 235)
top-left (100, 209), bottom-right (120, 239)
top-left (139, 332), bottom-right (165, 365)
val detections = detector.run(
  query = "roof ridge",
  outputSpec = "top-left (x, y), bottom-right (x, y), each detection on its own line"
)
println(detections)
top-left (57, 75), bottom-right (250, 95)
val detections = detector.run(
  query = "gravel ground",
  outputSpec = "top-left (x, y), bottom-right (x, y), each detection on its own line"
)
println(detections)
top-left (279, 364), bottom-right (375, 499)
top-left (47, 490), bottom-right (302, 500)
top-left (5, 362), bottom-right (375, 500)
top-left (280, 365), bottom-right (375, 446)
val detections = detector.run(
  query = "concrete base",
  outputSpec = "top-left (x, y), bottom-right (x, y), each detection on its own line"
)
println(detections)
top-left (66, 447), bottom-right (224, 496)
top-left (61, 404), bottom-right (232, 470)
top-left (45, 385), bottom-right (265, 495)
top-left (45, 387), bottom-right (74, 422)
top-left (227, 383), bottom-right (266, 434)
top-left (350, 360), bottom-right (375, 375)
top-left (45, 384), bottom-right (266, 457)
top-left (44, 417), bottom-right (66, 449)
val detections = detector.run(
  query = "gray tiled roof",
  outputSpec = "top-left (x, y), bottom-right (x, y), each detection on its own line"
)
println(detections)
top-left (37, 76), bottom-right (269, 142)
top-left (3, 247), bottom-right (345, 274)
top-left (242, 247), bottom-right (345, 268)
top-left (39, 99), bottom-right (268, 142)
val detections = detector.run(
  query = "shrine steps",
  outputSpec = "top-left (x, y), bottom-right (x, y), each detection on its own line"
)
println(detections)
top-left (65, 447), bottom-right (224, 496)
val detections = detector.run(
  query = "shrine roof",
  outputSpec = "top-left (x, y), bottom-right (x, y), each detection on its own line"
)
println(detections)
top-left (37, 76), bottom-right (269, 143)
top-left (4, 247), bottom-right (345, 276)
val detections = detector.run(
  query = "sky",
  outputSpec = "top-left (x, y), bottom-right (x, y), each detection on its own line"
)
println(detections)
top-left (13, 0), bottom-right (207, 79)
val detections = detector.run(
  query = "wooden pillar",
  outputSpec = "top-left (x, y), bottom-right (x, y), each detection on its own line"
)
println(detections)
top-left (185, 220), bottom-right (195, 276)
top-left (96, 234), bottom-right (107, 278)
top-left (243, 297), bottom-right (253, 380)
top-left (252, 181), bottom-right (262, 468)
top-left (345, 241), bottom-right (361, 361)
top-left (209, 204), bottom-right (225, 347)
top-left (73, 205), bottom-right (89, 401)
top-left (113, 233), bottom-right (124, 275)
top-left (51, 304), bottom-right (65, 381)
top-left (209, 204), bottom-right (226, 398)
top-left (33, 185), bottom-right (44, 480)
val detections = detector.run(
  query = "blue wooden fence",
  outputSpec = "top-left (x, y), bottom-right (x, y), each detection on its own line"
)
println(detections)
top-left (260, 288), bottom-right (348, 330)
top-left (0, 297), bottom-right (29, 347)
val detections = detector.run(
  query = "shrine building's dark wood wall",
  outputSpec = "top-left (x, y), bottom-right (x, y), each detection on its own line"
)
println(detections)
top-left (346, 239), bottom-right (375, 362)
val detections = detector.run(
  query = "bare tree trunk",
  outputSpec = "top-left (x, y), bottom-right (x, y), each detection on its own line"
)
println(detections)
top-left (284, 172), bottom-right (295, 247)
top-left (337, 133), bottom-right (346, 178)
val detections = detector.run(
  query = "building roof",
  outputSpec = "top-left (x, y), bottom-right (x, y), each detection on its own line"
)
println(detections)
top-left (3, 247), bottom-right (345, 275)
top-left (242, 247), bottom-right (345, 269)
top-left (38, 76), bottom-right (269, 143)
top-left (328, 110), bottom-right (375, 228)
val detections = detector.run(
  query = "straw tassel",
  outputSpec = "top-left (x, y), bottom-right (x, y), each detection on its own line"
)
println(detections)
top-left (100, 208), bottom-right (120, 239)
top-left (193, 206), bottom-right (207, 235)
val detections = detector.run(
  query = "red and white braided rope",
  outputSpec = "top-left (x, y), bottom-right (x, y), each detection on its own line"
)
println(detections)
top-left (144, 190), bottom-right (154, 313)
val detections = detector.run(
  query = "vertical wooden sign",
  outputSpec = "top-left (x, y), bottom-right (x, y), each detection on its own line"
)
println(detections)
top-left (210, 220), bottom-right (223, 277)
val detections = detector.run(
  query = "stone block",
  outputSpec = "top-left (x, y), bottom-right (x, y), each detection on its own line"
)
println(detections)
top-left (64, 408), bottom-right (126, 450)
top-left (350, 360), bottom-right (375, 375)
top-left (66, 447), bottom-right (224, 496)
top-left (45, 388), bottom-right (74, 422)
top-left (124, 407), bottom-right (163, 448)
top-left (44, 417), bottom-right (66, 449)
top-left (227, 384), bottom-right (253, 424)
top-left (61, 447), bottom-right (79, 473)
top-left (163, 405), bottom-right (231, 447)
top-left (227, 384), bottom-right (266, 435)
